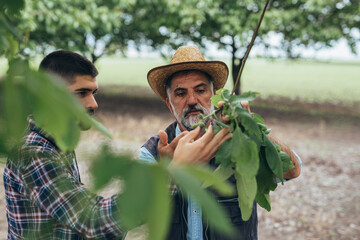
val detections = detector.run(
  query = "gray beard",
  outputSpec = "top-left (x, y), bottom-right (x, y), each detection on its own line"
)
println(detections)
top-left (170, 103), bottom-right (214, 131)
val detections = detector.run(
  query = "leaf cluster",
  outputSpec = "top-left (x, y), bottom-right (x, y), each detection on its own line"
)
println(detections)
top-left (195, 88), bottom-right (294, 221)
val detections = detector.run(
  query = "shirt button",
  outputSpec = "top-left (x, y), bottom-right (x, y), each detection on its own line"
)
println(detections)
top-left (193, 210), bottom-right (197, 214)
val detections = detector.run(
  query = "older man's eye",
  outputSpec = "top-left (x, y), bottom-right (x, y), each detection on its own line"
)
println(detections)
top-left (196, 89), bottom-right (205, 93)
top-left (175, 92), bottom-right (185, 97)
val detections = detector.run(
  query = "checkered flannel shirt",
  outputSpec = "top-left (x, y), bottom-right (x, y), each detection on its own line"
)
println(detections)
top-left (3, 120), bottom-right (124, 239)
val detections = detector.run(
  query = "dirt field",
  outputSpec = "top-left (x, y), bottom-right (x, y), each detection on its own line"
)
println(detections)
top-left (0, 96), bottom-right (359, 239)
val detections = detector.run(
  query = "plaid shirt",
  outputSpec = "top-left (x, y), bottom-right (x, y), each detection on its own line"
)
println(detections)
top-left (3, 120), bottom-right (124, 239)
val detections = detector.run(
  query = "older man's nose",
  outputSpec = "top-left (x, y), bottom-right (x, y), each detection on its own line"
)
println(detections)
top-left (187, 94), bottom-right (198, 105)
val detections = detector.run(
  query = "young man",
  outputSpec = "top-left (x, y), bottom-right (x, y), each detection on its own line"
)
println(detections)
top-left (3, 50), bottom-right (230, 239)
top-left (140, 46), bottom-right (302, 240)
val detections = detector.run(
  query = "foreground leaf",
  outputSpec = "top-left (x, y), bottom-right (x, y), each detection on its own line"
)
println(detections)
top-left (91, 146), bottom-right (171, 239)
top-left (182, 165), bottom-right (235, 196)
top-left (169, 165), bottom-right (235, 237)
top-left (147, 166), bottom-right (172, 240)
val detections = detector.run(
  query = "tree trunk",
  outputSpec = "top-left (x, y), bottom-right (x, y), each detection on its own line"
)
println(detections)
top-left (231, 40), bottom-right (242, 95)
top-left (91, 53), bottom-right (99, 63)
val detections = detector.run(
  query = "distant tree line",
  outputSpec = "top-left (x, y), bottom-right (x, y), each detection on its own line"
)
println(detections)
top-left (4, 0), bottom-right (360, 93)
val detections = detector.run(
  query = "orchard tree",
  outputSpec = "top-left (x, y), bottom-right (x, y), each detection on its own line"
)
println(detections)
top-left (120, 0), bottom-right (359, 94)
top-left (265, 0), bottom-right (360, 58)
top-left (15, 0), bottom-right (126, 63)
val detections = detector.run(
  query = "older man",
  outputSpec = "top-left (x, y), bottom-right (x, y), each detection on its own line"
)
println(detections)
top-left (139, 46), bottom-right (301, 240)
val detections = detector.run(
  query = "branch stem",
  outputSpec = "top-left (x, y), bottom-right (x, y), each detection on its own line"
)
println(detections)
top-left (231, 0), bottom-right (271, 96)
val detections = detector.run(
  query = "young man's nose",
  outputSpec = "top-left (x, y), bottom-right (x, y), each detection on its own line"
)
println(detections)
top-left (86, 95), bottom-right (98, 111)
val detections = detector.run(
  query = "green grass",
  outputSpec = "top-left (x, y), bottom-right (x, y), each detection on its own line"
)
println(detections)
top-left (1, 56), bottom-right (359, 106)
top-left (241, 59), bottom-right (360, 105)
top-left (95, 57), bottom-right (360, 106)
top-left (96, 57), bottom-right (168, 86)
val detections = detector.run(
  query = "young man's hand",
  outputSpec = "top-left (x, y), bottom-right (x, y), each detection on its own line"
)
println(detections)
top-left (172, 125), bottom-right (231, 165)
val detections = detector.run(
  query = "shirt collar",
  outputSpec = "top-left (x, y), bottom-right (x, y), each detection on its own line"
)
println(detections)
top-left (27, 116), bottom-right (59, 149)
top-left (175, 123), bottom-right (181, 137)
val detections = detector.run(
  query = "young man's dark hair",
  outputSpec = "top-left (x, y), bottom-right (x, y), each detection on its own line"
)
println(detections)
top-left (39, 50), bottom-right (98, 83)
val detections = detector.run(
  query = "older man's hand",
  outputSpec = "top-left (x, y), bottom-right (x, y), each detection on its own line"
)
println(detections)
top-left (158, 130), bottom-right (188, 159)
top-left (172, 125), bottom-right (231, 165)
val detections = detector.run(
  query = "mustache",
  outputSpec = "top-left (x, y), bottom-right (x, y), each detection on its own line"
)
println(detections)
top-left (182, 104), bottom-right (205, 118)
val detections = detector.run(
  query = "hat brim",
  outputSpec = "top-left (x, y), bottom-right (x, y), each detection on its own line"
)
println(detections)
top-left (147, 61), bottom-right (229, 101)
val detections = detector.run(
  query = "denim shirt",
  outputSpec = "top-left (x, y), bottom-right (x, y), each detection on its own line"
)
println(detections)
top-left (139, 125), bottom-right (203, 240)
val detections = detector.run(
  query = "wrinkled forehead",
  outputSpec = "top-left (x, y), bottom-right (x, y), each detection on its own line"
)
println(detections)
top-left (167, 70), bottom-right (212, 90)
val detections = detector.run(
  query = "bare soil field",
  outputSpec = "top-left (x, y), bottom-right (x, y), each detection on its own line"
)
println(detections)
top-left (0, 95), bottom-right (359, 239)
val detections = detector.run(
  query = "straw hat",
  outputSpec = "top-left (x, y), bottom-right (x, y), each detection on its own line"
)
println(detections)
top-left (147, 46), bottom-right (229, 101)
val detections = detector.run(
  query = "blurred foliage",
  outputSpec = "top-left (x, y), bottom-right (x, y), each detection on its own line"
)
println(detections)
top-left (91, 146), bottom-right (236, 239)
top-left (0, 1), bottom-right (236, 239)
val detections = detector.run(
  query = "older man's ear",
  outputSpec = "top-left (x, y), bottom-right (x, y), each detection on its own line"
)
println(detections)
top-left (165, 97), bottom-right (174, 114)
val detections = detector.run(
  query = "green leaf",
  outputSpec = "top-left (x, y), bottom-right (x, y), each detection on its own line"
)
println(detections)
top-left (212, 165), bottom-right (235, 183)
top-left (0, 0), bottom-right (25, 15)
top-left (169, 165), bottom-right (235, 237)
top-left (256, 150), bottom-right (278, 195)
top-left (2, 73), bottom-right (29, 150)
top-left (280, 151), bottom-right (294, 172)
top-left (183, 165), bottom-right (235, 196)
top-left (263, 135), bottom-right (284, 182)
top-left (216, 88), bottom-right (231, 101)
top-left (231, 128), bottom-right (259, 179)
top-left (90, 145), bottom-right (134, 191)
top-left (214, 119), bottom-right (230, 129)
top-left (255, 192), bottom-right (271, 211)
top-left (90, 117), bottom-right (112, 139)
top-left (215, 138), bottom-right (232, 167)
top-left (251, 113), bottom-right (265, 125)
top-left (91, 146), bottom-right (171, 238)
top-left (211, 94), bottom-right (223, 106)
top-left (229, 91), bottom-right (259, 104)
top-left (252, 113), bottom-right (268, 132)
top-left (234, 172), bottom-right (257, 221)
top-left (235, 108), bottom-right (262, 148)
top-left (118, 163), bottom-right (154, 229)
top-left (147, 166), bottom-right (172, 240)
top-left (212, 124), bottom-right (222, 135)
